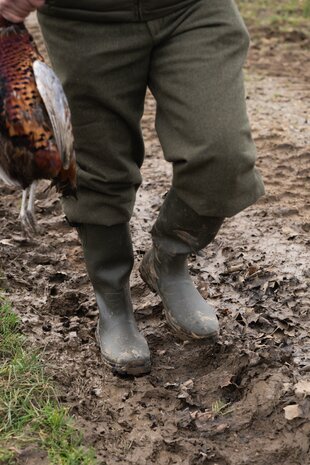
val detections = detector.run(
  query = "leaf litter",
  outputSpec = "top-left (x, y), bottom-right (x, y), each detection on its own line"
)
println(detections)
top-left (0, 13), bottom-right (309, 465)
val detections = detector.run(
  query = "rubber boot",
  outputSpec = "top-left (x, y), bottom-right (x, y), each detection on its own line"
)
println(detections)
top-left (140, 189), bottom-right (224, 340)
top-left (77, 223), bottom-right (151, 375)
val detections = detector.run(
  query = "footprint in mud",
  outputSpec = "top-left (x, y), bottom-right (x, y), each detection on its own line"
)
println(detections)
top-left (45, 290), bottom-right (87, 317)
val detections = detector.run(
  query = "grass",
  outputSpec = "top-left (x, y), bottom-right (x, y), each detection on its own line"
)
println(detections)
top-left (0, 299), bottom-right (97, 465)
top-left (237, 0), bottom-right (310, 32)
top-left (211, 400), bottom-right (233, 417)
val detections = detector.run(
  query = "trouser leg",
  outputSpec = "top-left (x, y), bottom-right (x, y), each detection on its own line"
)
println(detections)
top-left (38, 14), bottom-right (153, 225)
top-left (147, 0), bottom-right (264, 217)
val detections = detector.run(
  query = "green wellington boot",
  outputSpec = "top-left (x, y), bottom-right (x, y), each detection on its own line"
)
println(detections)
top-left (140, 189), bottom-right (224, 340)
top-left (77, 223), bottom-right (151, 375)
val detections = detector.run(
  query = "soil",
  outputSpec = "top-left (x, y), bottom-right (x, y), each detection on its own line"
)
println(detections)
top-left (1, 13), bottom-right (309, 465)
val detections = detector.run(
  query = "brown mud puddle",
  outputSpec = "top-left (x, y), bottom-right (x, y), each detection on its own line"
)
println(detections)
top-left (0, 14), bottom-right (309, 465)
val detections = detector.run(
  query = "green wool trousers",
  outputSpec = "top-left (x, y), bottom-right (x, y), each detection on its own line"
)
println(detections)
top-left (38, 0), bottom-right (264, 226)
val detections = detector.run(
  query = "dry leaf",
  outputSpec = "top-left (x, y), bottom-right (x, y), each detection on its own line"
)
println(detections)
top-left (294, 380), bottom-right (310, 397)
top-left (283, 404), bottom-right (302, 420)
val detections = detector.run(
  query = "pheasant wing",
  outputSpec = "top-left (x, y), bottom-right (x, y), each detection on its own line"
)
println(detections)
top-left (33, 60), bottom-right (73, 170)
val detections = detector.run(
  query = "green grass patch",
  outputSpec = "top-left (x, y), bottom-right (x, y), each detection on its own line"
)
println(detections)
top-left (237, 0), bottom-right (310, 32)
top-left (0, 299), bottom-right (97, 465)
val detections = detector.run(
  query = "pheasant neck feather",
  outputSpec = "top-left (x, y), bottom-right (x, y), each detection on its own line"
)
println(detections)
top-left (0, 17), bottom-right (62, 186)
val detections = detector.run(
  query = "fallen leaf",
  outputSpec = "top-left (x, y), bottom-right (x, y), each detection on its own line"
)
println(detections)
top-left (0, 239), bottom-right (14, 246)
top-left (294, 380), bottom-right (310, 397)
top-left (283, 404), bottom-right (302, 420)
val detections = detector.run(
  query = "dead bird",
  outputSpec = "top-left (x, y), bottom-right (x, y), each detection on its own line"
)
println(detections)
top-left (0, 16), bottom-right (76, 234)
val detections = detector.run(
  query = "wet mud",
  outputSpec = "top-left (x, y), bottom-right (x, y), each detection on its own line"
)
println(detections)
top-left (0, 14), bottom-right (309, 465)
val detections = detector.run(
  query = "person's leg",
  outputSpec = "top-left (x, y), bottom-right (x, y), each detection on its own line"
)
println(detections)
top-left (141, 0), bottom-right (264, 339)
top-left (38, 14), bottom-right (152, 225)
top-left (38, 14), bottom-right (153, 374)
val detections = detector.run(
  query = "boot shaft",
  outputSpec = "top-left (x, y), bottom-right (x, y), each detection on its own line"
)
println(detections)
top-left (77, 223), bottom-right (134, 290)
top-left (152, 188), bottom-right (224, 255)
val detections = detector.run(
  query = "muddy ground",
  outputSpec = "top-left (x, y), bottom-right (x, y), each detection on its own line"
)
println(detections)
top-left (0, 13), bottom-right (309, 465)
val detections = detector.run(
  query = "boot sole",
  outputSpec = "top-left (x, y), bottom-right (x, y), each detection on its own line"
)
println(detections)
top-left (95, 324), bottom-right (151, 376)
top-left (140, 254), bottom-right (219, 342)
top-left (164, 310), bottom-right (219, 342)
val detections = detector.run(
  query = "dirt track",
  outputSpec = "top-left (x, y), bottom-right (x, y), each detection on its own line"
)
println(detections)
top-left (0, 14), bottom-right (309, 465)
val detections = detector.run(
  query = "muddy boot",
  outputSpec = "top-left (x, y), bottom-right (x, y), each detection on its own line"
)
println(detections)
top-left (77, 223), bottom-right (151, 376)
top-left (140, 189), bottom-right (224, 340)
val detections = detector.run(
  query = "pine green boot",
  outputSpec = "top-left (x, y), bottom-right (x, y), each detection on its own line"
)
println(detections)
top-left (140, 189), bottom-right (224, 340)
top-left (78, 223), bottom-right (151, 375)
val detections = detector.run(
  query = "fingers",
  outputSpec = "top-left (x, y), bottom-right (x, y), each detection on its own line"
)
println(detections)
top-left (0, 0), bottom-right (45, 23)
top-left (29, 0), bottom-right (45, 8)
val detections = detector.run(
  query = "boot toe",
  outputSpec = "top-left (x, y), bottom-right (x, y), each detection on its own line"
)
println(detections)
top-left (191, 313), bottom-right (219, 339)
top-left (101, 346), bottom-right (151, 376)
top-left (96, 325), bottom-right (151, 376)
top-left (114, 348), bottom-right (151, 376)
top-left (166, 309), bottom-right (219, 341)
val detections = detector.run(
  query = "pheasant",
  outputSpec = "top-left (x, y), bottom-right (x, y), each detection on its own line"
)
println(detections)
top-left (0, 16), bottom-right (76, 233)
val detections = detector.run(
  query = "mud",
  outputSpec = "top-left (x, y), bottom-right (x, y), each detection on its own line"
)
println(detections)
top-left (0, 14), bottom-right (309, 465)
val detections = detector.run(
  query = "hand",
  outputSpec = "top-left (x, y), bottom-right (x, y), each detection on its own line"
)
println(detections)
top-left (0, 0), bottom-right (45, 23)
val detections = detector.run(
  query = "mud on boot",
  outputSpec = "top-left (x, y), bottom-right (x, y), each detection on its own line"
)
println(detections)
top-left (78, 223), bottom-right (151, 375)
top-left (140, 189), bottom-right (224, 341)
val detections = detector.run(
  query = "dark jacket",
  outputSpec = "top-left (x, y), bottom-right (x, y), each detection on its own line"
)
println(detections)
top-left (39, 0), bottom-right (198, 22)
